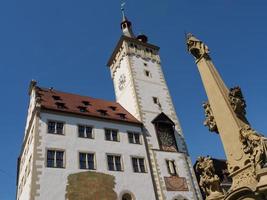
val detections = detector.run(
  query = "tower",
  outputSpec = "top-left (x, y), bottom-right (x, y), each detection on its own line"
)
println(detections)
top-left (107, 14), bottom-right (202, 200)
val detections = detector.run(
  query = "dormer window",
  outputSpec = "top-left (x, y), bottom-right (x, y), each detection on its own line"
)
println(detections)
top-left (82, 101), bottom-right (90, 106)
top-left (78, 106), bottom-right (87, 113)
top-left (97, 109), bottom-right (108, 116)
top-left (109, 106), bottom-right (117, 111)
top-left (55, 102), bottom-right (66, 109)
top-left (52, 95), bottom-right (61, 101)
top-left (117, 113), bottom-right (126, 119)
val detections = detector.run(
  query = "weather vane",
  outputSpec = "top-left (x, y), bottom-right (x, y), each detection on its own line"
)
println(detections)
top-left (121, 0), bottom-right (126, 18)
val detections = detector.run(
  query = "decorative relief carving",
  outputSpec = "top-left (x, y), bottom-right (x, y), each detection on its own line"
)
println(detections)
top-left (203, 102), bottom-right (218, 133)
top-left (239, 125), bottom-right (267, 173)
top-left (164, 176), bottom-right (189, 191)
top-left (229, 86), bottom-right (247, 117)
top-left (231, 165), bottom-right (257, 190)
top-left (195, 157), bottom-right (224, 199)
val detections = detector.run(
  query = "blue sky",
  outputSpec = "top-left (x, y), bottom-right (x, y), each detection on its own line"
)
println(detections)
top-left (0, 0), bottom-right (267, 199)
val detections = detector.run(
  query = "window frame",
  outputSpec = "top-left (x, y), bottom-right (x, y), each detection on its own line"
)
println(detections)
top-left (144, 69), bottom-right (152, 78)
top-left (106, 153), bottom-right (123, 172)
top-left (104, 128), bottom-right (120, 142)
top-left (166, 159), bottom-right (178, 176)
top-left (47, 120), bottom-right (65, 135)
top-left (45, 148), bottom-right (65, 168)
top-left (77, 124), bottom-right (94, 139)
top-left (131, 156), bottom-right (147, 173)
top-left (78, 151), bottom-right (96, 170)
top-left (127, 131), bottom-right (142, 145)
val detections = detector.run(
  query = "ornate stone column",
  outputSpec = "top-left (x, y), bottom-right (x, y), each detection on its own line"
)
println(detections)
top-left (187, 34), bottom-right (267, 200)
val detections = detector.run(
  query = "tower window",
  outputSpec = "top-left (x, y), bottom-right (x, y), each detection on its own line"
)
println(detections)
top-left (105, 129), bottom-right (119, 142)
top-left (145, 70), bottom-right (151, 77)
top-left (128, 132), bottom-right (141, 144)
top-left (47, 121), bottom-right (64, 135)
top-left (46, 150), bottom-right (64, 168)
top-left (152, 97), bottom-right (159, 104)
top-left (78, 125), bottom-right (93, 139)
top-left (79, 152), bottom-right (95, 170)
top-left (132, 157), bottom-right (146, 173)
top-left (107, 154), bottom-right (122, 171)
top-left (166, 160), bottom-right (178, 176)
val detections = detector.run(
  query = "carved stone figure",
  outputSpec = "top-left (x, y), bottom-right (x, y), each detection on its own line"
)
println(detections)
top-left (203, 102), bottom-right (218, 133)
top-left (187, 33), bottom-right (210, 59)
top-left (240, 125), bottom-right (267, 173)
top-left (196, 157), bottom-right (224, 200)
top-left (228, 87), bottom-right (246, 117)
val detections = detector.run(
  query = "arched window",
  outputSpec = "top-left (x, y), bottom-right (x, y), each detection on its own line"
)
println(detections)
top-left (122, 193), bottom-right (132, 200)
top-left (173, 195), bottom-right (188, 200)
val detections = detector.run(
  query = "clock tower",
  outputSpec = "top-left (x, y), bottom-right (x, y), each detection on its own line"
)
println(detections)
top-left (107, 14), bottom-right (202, 200)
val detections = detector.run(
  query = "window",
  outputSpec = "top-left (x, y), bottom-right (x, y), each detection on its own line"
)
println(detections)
top-left (52, 95), bottom-right (61, 101)
top-left (55, 102), bottom-right (66, 109)
top-left (77, 106), bottom-right (87, 112)
top-left (48, 121), bottom-right (64, 135)
top-left (132, 157), bottom-right (146, 173)
top-left (109, 106), bottom-right (117, 111)
top-left (122, 193), bottom-right (133, 200)
top-left (145, 70), bottom-right (151, 77)
top-left (97, 109), bottom-right (108, 116)
top-left (166, 160), bottom-right (177, 175)
top-left (152, 97), bottom-right (159, 104)
top-left (79, 153), bottom-right (95, 170)
top-left (117, 113), bottom-right (126, 119)
top-left (128, 132), bottom-right (141, 144)
top-left (46, 150), bottom-right (64, 168)
top-left (105, 129), bottom-right (119, 141)
top-left (78, 125), bottom-right (93, 139)
top-left (107, 155), bottom-right (122, 171)
top-left (82, 101), bottom-right (90, 106)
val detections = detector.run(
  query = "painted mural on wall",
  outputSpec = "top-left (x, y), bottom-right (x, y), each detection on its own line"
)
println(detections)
top-left (65, 171), bottom-right (117, 200)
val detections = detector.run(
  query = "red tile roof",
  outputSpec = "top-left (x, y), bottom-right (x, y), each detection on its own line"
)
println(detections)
top-left (35, 87), bottom-right (142, 125)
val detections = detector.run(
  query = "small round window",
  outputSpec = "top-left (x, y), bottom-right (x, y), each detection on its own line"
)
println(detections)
top-left (122, 193), bottom-right (132, 200)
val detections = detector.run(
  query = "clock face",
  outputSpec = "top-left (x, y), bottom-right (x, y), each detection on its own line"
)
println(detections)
top-left (118, 74), bottom-right (126, 91)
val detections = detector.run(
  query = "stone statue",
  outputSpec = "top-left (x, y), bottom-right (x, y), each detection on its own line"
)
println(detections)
top-left (228, 87), bottom-right (247, 117)
top-left (196, 157), bottom-right (224, 200)
top-left (240, 125), bottom-right (267, 173)
top-left (203, 102), bottom-right (218, 133)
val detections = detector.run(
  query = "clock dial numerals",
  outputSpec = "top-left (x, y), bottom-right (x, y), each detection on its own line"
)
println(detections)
top-left (118, 74), bottom-right (126, 91)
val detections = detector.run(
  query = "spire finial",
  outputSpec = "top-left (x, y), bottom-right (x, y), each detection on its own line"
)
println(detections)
top-left (121, 1), bottom-right (126, 20)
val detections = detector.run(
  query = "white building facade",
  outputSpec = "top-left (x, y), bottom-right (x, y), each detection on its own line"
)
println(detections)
top-left (16, 15), bottom-right (202, 200)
